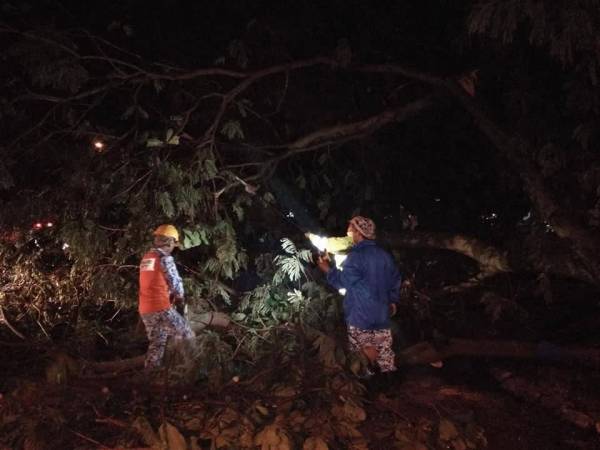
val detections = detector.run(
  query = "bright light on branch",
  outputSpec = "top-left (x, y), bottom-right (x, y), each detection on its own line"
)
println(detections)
top-left (307, 233), bottom-right (328, 252)
top-left (94, 141), bottom-right (105, 150)
top-left (307, 233), bottom-right (349, 272)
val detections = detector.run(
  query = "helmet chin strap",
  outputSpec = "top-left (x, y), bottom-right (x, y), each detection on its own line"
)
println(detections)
top-left (153, 236), bottom-right (176, 252)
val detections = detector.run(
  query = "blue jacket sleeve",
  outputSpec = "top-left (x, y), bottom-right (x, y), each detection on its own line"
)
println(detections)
top-left (160, 255), bottom-right (185, 298)
top-left (326, 252), bottom-right (365, 291)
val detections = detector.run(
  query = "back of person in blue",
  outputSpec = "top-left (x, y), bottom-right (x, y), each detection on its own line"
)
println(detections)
top-left (317, 216), bottom-right (402, 376)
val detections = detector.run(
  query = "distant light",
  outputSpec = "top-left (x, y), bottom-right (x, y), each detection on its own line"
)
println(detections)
top-left (434, 198), bottom-right (441, 202)
top-left (33, 222), bottom-right (43, 230)
top-left (338, 288), bottom-right (347, 295)
top-left (46, 222), bottom-right (53, 228)
top-left (286, 210), bottom-right (295, 218)
top-left (480, 212), bottom-right (499, 222)
top-left (94, 141), bottom-right (105, 150)
top-left (62, 243), bottom-right (69, 250)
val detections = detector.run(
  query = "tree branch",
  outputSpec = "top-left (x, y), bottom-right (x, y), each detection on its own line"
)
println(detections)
top-left (358, 61), bottom-right (600, 285)
top-left (382, 230), bottom-right (511, 274)
top-left (289, 96), bottom-right (432, 150)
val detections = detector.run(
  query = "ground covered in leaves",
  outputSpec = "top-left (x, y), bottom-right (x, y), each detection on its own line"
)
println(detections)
top-left (2, 337), bottom-right (600, 450)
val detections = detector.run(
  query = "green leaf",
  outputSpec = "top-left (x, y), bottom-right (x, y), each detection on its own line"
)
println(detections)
top-left (296, 174), bottom-right (306, 190)
top-left (204, 159), bottom-right (218, 178)
top-left (231, 312), bottom-right (246, 321)
top-left (167, 135), bottom-right (179, 145)
top-left (262, 192), bottom-right (276, 204)
top-left (232, 203), bottom-right (244, 221)
top-left (220, 120), bottom-right (244, 140)
top-left (156, 191), bottom-right (175, 218)
top-left (146, 137), bottom-right (164, 148)
top-left (182, 228), bottom-right (203, 249)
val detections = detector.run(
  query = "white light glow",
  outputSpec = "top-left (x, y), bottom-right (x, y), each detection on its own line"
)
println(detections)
top-left (307, 233), bottom-right (328, 252)
top-left (46, 222), bottom-right (53, 228)
top-left (94, 141), bottom-right (104, 150)
top-left (338, 288), bottom-right (347, 295)
top-left (334, 253), bottom-right (347, 269)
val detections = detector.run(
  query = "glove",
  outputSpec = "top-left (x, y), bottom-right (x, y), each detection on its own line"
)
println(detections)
top-left (171, 295), bottom-right (186, 316)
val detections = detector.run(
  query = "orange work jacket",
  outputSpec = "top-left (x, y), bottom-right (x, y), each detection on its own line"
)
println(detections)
top-left (139, 250), bottom-right (171, 314)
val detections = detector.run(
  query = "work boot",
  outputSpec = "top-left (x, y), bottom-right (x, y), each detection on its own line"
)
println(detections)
top-left (364, 370), bottom-right (400, 396)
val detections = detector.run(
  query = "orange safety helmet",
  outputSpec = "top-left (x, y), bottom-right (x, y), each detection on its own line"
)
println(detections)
top-left (152, 224), bottom-right (179, 242)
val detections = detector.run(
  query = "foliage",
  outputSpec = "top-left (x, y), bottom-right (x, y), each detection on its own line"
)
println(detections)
top-left (469, 0), bottom-right (600, 73)
top-left (273, 238), bottom-right (313, 285)
top-left (1, 0), bottom-right (600, 346)
top-left (237, 238), bottom-right (339, 329)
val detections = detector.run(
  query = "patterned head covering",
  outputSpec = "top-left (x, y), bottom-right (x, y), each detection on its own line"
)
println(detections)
top-left (349, 216), bottom-right (376, 239)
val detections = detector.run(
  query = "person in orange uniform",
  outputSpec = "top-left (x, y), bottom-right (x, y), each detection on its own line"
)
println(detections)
top-left (139, 224), bottom-right (194, 369)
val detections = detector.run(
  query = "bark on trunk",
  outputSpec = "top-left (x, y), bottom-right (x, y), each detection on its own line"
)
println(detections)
top-left (397, 338), bottom-right (600, 369)
top-left (84, 312), bottom-right (232, 375)
top-left (359, 63), bottom-right (600, 287)
top-left (491, 368), bottom-right (598, 431)
top-left (381, 230), bottom-right (599, 287)
top-left (444, 81), bottom-right (600, 286)
top-left (382, 231), bottom-right (510, 274)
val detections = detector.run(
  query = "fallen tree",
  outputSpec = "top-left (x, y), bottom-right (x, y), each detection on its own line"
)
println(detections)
top-left (491, 368), bottom-right (599, 431)
top-left (382, 229), bottom-right (600, 290)
top-left (398, 338), bottom-right (600, 369)
top-left (76, 330), bottom-right (600, 378)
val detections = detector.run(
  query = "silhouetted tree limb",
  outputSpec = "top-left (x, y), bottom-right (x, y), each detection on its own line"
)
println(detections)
top-left (357, 63), bottom-right (600, 286)
top-left (383, 231), bottom-right (510, 274)
top-left (398, 338), bottom-right (600, 369)
top-left (382, 230), bottom-right (599, 287)
top-left (491, 368), bottom-right (597, 430)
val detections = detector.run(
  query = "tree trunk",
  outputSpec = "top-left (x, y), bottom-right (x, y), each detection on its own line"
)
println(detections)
top-left (491, 368), bottom-right (598, 431)
top-left (84, 312), bottom-right (232, 375)
top-left (397, 338), bottom-right (600, 369)
top-left (382, 230), bottom-right (600, 287)
top-left (382, 231), bottom-right (510, 274)
top-left (444, 81), bottom-right (600, 286)
top-left (360, 64), bottom-right (600, 287)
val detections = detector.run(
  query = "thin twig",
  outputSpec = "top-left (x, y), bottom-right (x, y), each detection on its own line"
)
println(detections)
top-left (69, 428), bottom-right (111, 449)
top-left (0, 306), bottom-right (25, 340)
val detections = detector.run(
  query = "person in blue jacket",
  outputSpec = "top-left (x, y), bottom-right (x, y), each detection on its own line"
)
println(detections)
top-left (317, 216), bottom-right (402, 375)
